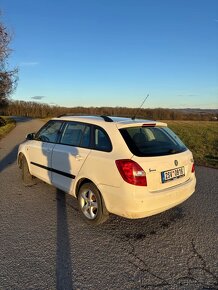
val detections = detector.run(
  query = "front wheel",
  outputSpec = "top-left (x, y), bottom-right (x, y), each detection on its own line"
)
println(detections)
top-left (78, 182), bottom-right (109, 225)
top-left (21, 156), bottom-right (36, 186)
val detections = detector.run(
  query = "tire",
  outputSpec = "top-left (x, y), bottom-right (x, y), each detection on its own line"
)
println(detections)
top-left (21, 156), bottom-right (36, 186)
top-left (78, 182), bottom-right (109, 225)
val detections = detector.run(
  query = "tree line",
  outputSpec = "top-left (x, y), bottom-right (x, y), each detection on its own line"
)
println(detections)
top-left (0, 13), bottom-right (18, 108)
top-left (1, 100), bottom-right (217, 121)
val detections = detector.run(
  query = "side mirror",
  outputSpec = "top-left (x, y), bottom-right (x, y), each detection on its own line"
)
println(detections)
top-left (26, 133), bottom-right (35, 140)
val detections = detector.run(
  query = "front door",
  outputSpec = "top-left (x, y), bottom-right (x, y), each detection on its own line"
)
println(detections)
top-left (28, 120), bottom-right (63, 184)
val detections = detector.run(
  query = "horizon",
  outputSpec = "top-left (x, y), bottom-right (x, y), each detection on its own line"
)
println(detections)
top-left (1, 0), bottom-right (218, 109)
top-left (8, 99), bottom-right (218, 111)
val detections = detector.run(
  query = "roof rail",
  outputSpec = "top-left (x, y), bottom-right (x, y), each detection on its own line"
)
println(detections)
top-left (56, 113), bottom-right (80, 118)
top-left (56, 114), bottom-right (114, 122)
top-left (100, 115), bottom-right (114, 122)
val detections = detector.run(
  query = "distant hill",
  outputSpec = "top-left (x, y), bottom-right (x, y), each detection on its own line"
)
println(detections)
top-left (174, 108), bottom-right (218, 114)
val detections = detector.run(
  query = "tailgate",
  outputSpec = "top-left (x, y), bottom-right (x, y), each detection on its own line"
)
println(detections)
top-left (132, 150), bottom-right (194, 192)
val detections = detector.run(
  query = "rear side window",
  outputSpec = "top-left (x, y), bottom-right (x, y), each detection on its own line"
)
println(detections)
top-left (120, 126), bottom-right (187, 157)
top-left (94, 127), bottom-right (112, 152)
top-left (36, 121), bottom-right (62, 143)
top-left (60, 122), bottom-right (91, 147)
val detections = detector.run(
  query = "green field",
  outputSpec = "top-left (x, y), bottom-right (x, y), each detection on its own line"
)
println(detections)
top-left (165, 121), bottom-right (218, 168)
top-left (0, 116), bottom-right (16, 140)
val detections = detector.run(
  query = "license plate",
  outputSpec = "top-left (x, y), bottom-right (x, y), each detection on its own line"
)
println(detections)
top-left (161, 166), bottom-right (185, 183)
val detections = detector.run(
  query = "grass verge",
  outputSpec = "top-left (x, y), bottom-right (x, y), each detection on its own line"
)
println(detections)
top-left (0, 116), bottom-right (16, 140)
top-left (165, 121), bottom-right (218, 168)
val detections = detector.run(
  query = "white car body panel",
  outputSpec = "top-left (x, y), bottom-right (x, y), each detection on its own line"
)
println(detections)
top-left (132, 150), bottom-right (193, 192)
top-left (98, 174), bottom-right (196, 218)
top-left (51, 144), bottom-right (91, 193)
top-left (25, 141), bottom-right (55, 184)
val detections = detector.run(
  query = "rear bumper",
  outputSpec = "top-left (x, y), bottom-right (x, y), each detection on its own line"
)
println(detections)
top-left (98, 175), bottom-right (196, 219)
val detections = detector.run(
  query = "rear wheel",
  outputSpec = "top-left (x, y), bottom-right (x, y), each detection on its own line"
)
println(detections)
top-left (78, 182), bottom-right (109, 225)
top-left (21, 156), bottom-right (36, 186)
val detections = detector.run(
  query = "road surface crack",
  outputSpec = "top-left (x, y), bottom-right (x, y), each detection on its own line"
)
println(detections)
top-left (127, 239), bottom-right (170, 289)
top-left (104, 226), bottom-right (170, 289)
top-left (177, 238), bottom-right (218, 289)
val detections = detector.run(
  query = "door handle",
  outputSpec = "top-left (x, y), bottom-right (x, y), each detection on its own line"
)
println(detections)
top-left (75, 154), bottom-right (83, 161)
top-left (44, 148), bottom-right (52, 152)
top-left (44, 149), bottom-right (52, 153)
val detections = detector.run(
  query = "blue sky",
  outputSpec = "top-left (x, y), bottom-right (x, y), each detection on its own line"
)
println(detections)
top-left (1, 0), bottom-right (218, 108)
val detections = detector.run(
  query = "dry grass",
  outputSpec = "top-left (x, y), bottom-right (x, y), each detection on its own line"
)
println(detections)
top-left (0, 116), bottom-right (16, 140)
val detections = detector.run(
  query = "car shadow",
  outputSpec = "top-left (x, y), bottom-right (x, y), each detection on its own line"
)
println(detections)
top-left (0, 145), bottom-right (19, 173)
top-left (1, 118), bottom-right (75, 288)
top-left (40, 133), bottom-right (76, 289)
top-left (0, 117), bottom-right (36, 173)
top-left (10, 116), bottom-right (33, 123)
top-left (56, 189), bottom-right (73, 290)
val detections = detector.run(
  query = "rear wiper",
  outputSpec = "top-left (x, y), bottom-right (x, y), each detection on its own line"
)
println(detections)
top-left (167, 149), bottom-right (178, 154)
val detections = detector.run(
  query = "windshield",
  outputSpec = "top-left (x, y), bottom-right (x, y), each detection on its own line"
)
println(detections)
top-left (119, 126), bottom-right (187, 157)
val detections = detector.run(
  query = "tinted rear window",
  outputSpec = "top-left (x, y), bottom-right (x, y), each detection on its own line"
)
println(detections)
top-left (119, 126), bottom-right (187, 157)
top-left (93, 127), bottom-right (112, 152)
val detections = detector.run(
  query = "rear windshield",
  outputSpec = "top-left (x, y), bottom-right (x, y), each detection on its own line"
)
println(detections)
top-left (119, 126), bottom-right (187, 157)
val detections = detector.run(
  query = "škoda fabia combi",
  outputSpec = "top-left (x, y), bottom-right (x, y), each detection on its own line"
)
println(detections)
top-left (18, 116), bottom-right (196, 224)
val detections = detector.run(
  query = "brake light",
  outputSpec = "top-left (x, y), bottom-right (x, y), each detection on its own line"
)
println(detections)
top-left (115, 159), bottom-right (147, 186)
top-left (191, 163), bottom-right (195, 173)
top-left (142, 123), bottom-right (156, 127)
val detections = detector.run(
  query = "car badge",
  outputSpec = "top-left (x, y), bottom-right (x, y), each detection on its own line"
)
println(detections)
top-left (174, 160), bottom-right (178, 166)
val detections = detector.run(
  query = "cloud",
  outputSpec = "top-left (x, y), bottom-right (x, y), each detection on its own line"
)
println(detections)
top-left (20, 62), bottom-right (39, 66)
top-left (177, 94), bottom-right (197, 97)
top-left (31, 96), bottom-right (45, 100)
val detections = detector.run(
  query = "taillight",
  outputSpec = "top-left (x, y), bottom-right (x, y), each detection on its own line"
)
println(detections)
top-left (115, 159), bottom-right (147, 186)
top-left (191, 163), bottom-right (195, 173)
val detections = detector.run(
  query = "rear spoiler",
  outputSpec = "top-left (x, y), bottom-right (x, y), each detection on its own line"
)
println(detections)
top-left (116, 121), bottom-right (167, 129)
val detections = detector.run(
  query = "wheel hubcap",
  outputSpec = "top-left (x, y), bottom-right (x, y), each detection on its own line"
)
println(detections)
top-left (80, 189), bottom-right (98, 220)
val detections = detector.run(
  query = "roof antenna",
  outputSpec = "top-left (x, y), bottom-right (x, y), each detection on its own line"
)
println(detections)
top-left (132, 94), bottom-right (149, 120)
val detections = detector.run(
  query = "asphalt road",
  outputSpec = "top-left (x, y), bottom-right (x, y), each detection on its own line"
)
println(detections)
top-left (0, 118), bottom-right (217, 290)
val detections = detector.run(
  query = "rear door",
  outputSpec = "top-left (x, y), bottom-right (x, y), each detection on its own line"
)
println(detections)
top-left (51, 121), bottom-right (91, 193)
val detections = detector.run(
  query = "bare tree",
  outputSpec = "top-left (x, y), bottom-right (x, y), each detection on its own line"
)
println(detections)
top-left (0, 13), bottom-right (18, 108)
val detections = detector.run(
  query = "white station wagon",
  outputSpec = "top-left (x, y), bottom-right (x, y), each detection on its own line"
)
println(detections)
top-left (18, 115), bottom-right (196, 224)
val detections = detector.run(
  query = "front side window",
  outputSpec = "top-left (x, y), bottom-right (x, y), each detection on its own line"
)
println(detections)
top-left (60, 122), bottom-right (91, 147)
top-left (36, 121), bottom-right (62, 143)
top-left (120, 126), bottom-right (187, 157)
